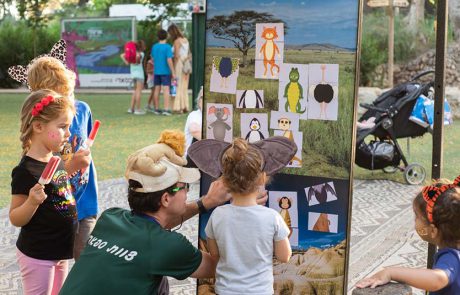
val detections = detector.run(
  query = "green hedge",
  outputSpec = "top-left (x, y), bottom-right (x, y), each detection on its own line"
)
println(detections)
top-left (0, 19), bottom-right (182, 88)
top-left (0, 19), bottom-right (60, 88)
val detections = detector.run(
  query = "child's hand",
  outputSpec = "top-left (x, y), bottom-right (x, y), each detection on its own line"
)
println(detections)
top-left (28, 183), bottom-right (47, 205)
top-left (356, 269), bottom-right (391, 289)
top-left (66, 149), bottom-right (91, 174)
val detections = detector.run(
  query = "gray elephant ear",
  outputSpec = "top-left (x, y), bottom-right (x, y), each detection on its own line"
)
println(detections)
top-left (251, 136), bottom-right (297, 176)
top-left (188, 139), bottom-right (231, 178)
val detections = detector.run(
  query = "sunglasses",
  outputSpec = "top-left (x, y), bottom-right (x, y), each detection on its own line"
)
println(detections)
top-left (171, 183), bottom-right (189, 193)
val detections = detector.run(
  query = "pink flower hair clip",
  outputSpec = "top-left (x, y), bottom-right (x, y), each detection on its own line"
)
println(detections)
top-left (31, 95), bottom-right (55, 117)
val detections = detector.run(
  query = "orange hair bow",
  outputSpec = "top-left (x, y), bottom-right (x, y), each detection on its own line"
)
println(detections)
top-left (421, 175), bottom-right (460, 223)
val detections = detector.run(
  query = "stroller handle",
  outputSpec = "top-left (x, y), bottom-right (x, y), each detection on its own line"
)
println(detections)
top-left (410, 70), bottom-right (435, 82)
top-left (359, 103), bottom-right (387, 113)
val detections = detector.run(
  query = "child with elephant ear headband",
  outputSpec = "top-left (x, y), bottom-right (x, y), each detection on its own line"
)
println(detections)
top-left (188, 136), bottom-right (297, 295)
top-left (356, 176), bottom-right (460, 294)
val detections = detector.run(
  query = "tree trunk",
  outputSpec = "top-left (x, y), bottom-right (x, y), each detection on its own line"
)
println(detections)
top-left (242, 50), bottom-right (248, 66)
top-left (449, 0), bottom-right (460, 41)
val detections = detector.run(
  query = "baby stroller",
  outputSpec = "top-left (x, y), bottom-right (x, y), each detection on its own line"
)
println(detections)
top-left (355, 71), bottom-right (435, 185)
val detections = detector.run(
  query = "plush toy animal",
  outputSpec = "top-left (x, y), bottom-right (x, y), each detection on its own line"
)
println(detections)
top-left (125, 130), bottom-right (187, 178)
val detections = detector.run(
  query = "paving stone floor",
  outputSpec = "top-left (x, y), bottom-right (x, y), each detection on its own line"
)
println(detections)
top-left (0, 179), bottom-right (426, 295)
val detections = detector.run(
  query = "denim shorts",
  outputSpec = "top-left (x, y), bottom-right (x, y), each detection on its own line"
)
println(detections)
top-left (154, 74), bottom-right (171, 86)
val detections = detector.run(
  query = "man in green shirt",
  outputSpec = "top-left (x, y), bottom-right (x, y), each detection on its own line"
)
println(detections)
top-left (59, 132), bottom-right (232, 295)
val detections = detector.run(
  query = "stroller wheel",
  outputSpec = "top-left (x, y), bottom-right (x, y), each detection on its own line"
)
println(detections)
top-left (383, 166), bottom-right (399, 173)
top-left (404, 163), bottom-right (426, 185)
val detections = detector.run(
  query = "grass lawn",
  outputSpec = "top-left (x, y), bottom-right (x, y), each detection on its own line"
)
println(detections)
top-left (0, 92), bottom-right (458, 209)
top-left (0, 93), bottom-right (188, 208)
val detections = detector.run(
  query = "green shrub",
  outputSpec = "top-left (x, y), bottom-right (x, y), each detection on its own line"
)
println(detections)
top-left (360, 11), bottom-right (437, 86)
top-left (0, 19), bottom-right (60, 88)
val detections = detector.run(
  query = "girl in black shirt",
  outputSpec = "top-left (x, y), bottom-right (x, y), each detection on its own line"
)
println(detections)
top-left (10, 89), bottom-right (77, 295)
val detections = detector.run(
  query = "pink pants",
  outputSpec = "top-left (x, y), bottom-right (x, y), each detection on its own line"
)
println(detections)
top-left (16, 248), bottom-right (69, 295)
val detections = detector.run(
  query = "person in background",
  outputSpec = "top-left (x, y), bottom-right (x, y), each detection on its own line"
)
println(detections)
top-left (145, 56), bottom-right (155, 112)
top-left (184, 86), bottom-right (203, 159)
top-left (168, 24), bottom-right (191, 114)
top-left (121, 40), bottom-right (146, 115)
top-left (151, 30), bottom-right (175, 116)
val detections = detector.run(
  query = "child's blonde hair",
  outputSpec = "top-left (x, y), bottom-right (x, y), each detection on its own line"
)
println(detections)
top-left (221, 138), bottom-right (264, 194)
top-left (413, 178), bottom-right (460, 247)
top-left (20, 89), bottom-right (75, 155)
top-left (27, 56), bottom-right (76, 97)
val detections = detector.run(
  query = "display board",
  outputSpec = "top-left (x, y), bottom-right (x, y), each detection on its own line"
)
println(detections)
top-left (198, 0), bottom-right (362, 294)
top-left (61, 17), bottom-right (136, 88)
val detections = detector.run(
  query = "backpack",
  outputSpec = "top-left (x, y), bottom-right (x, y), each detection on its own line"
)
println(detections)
top-left (124, 41), bottom-right (137, 64)
top-left (182, 56), bottom-right (192, 74)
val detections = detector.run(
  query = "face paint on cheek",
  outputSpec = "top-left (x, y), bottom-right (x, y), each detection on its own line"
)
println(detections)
top-left (48, 131), bottom-right (59, 140)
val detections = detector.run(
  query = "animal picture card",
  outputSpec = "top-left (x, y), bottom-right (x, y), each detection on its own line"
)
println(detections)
top-left (236, 90), bottom-right (264, 109)
top-left (308, 212), bottom-right (339, 234)
top-left (274, 130), bottom-right (303, 168)
top-left (255, 23), bottom-right (285, 80)
top-left (269, 111), bottom-right (300, 131)
top-left (307, 64), bottom-right (339, 121)
top-left (278, 64), bottom-right (309, 120)
top-left (304, 182), bottom-right (338, 206)
top-left (256, 23), bottom-right (285, 44)
top-left (268, 191), bottom-right (298, 228)
top-left (206, 103), bottom-right (233, 143)
top-left (240, 113), bottom-right (269, 143)
top-left (210, 56), bottom-right (240, 94)
top-left (254, 46), bottom-right (284, 80)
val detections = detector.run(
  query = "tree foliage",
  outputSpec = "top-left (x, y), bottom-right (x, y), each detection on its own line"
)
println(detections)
top-left (141, 0), bottom-right (187, 23)
top-left (0, 19), bottom-right (60, 88)
top-left (207, 10), bottom-right (287, 65)
top-left (16, 0), bottom-right (49, 28)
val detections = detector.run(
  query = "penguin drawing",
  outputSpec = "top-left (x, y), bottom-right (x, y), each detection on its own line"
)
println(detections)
top-left (238, 90), bottom-right (264, 108)
top-left (245, 118), bottom-right (265, 143)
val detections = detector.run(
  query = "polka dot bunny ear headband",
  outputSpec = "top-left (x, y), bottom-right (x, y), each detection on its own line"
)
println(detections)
top-left (7, 39), bottom-right (67, 90)
top-left (422, 175), bottom-right (460, 223)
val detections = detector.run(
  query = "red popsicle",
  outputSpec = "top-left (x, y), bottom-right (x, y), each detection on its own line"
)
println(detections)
top-left (39, 156), bottom-right (61, 185)
top-left (86, 120), bottom-right (101, 148)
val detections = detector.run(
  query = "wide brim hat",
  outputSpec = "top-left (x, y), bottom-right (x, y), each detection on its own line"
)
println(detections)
top-left (126, 143), bottom-right (200, 192)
